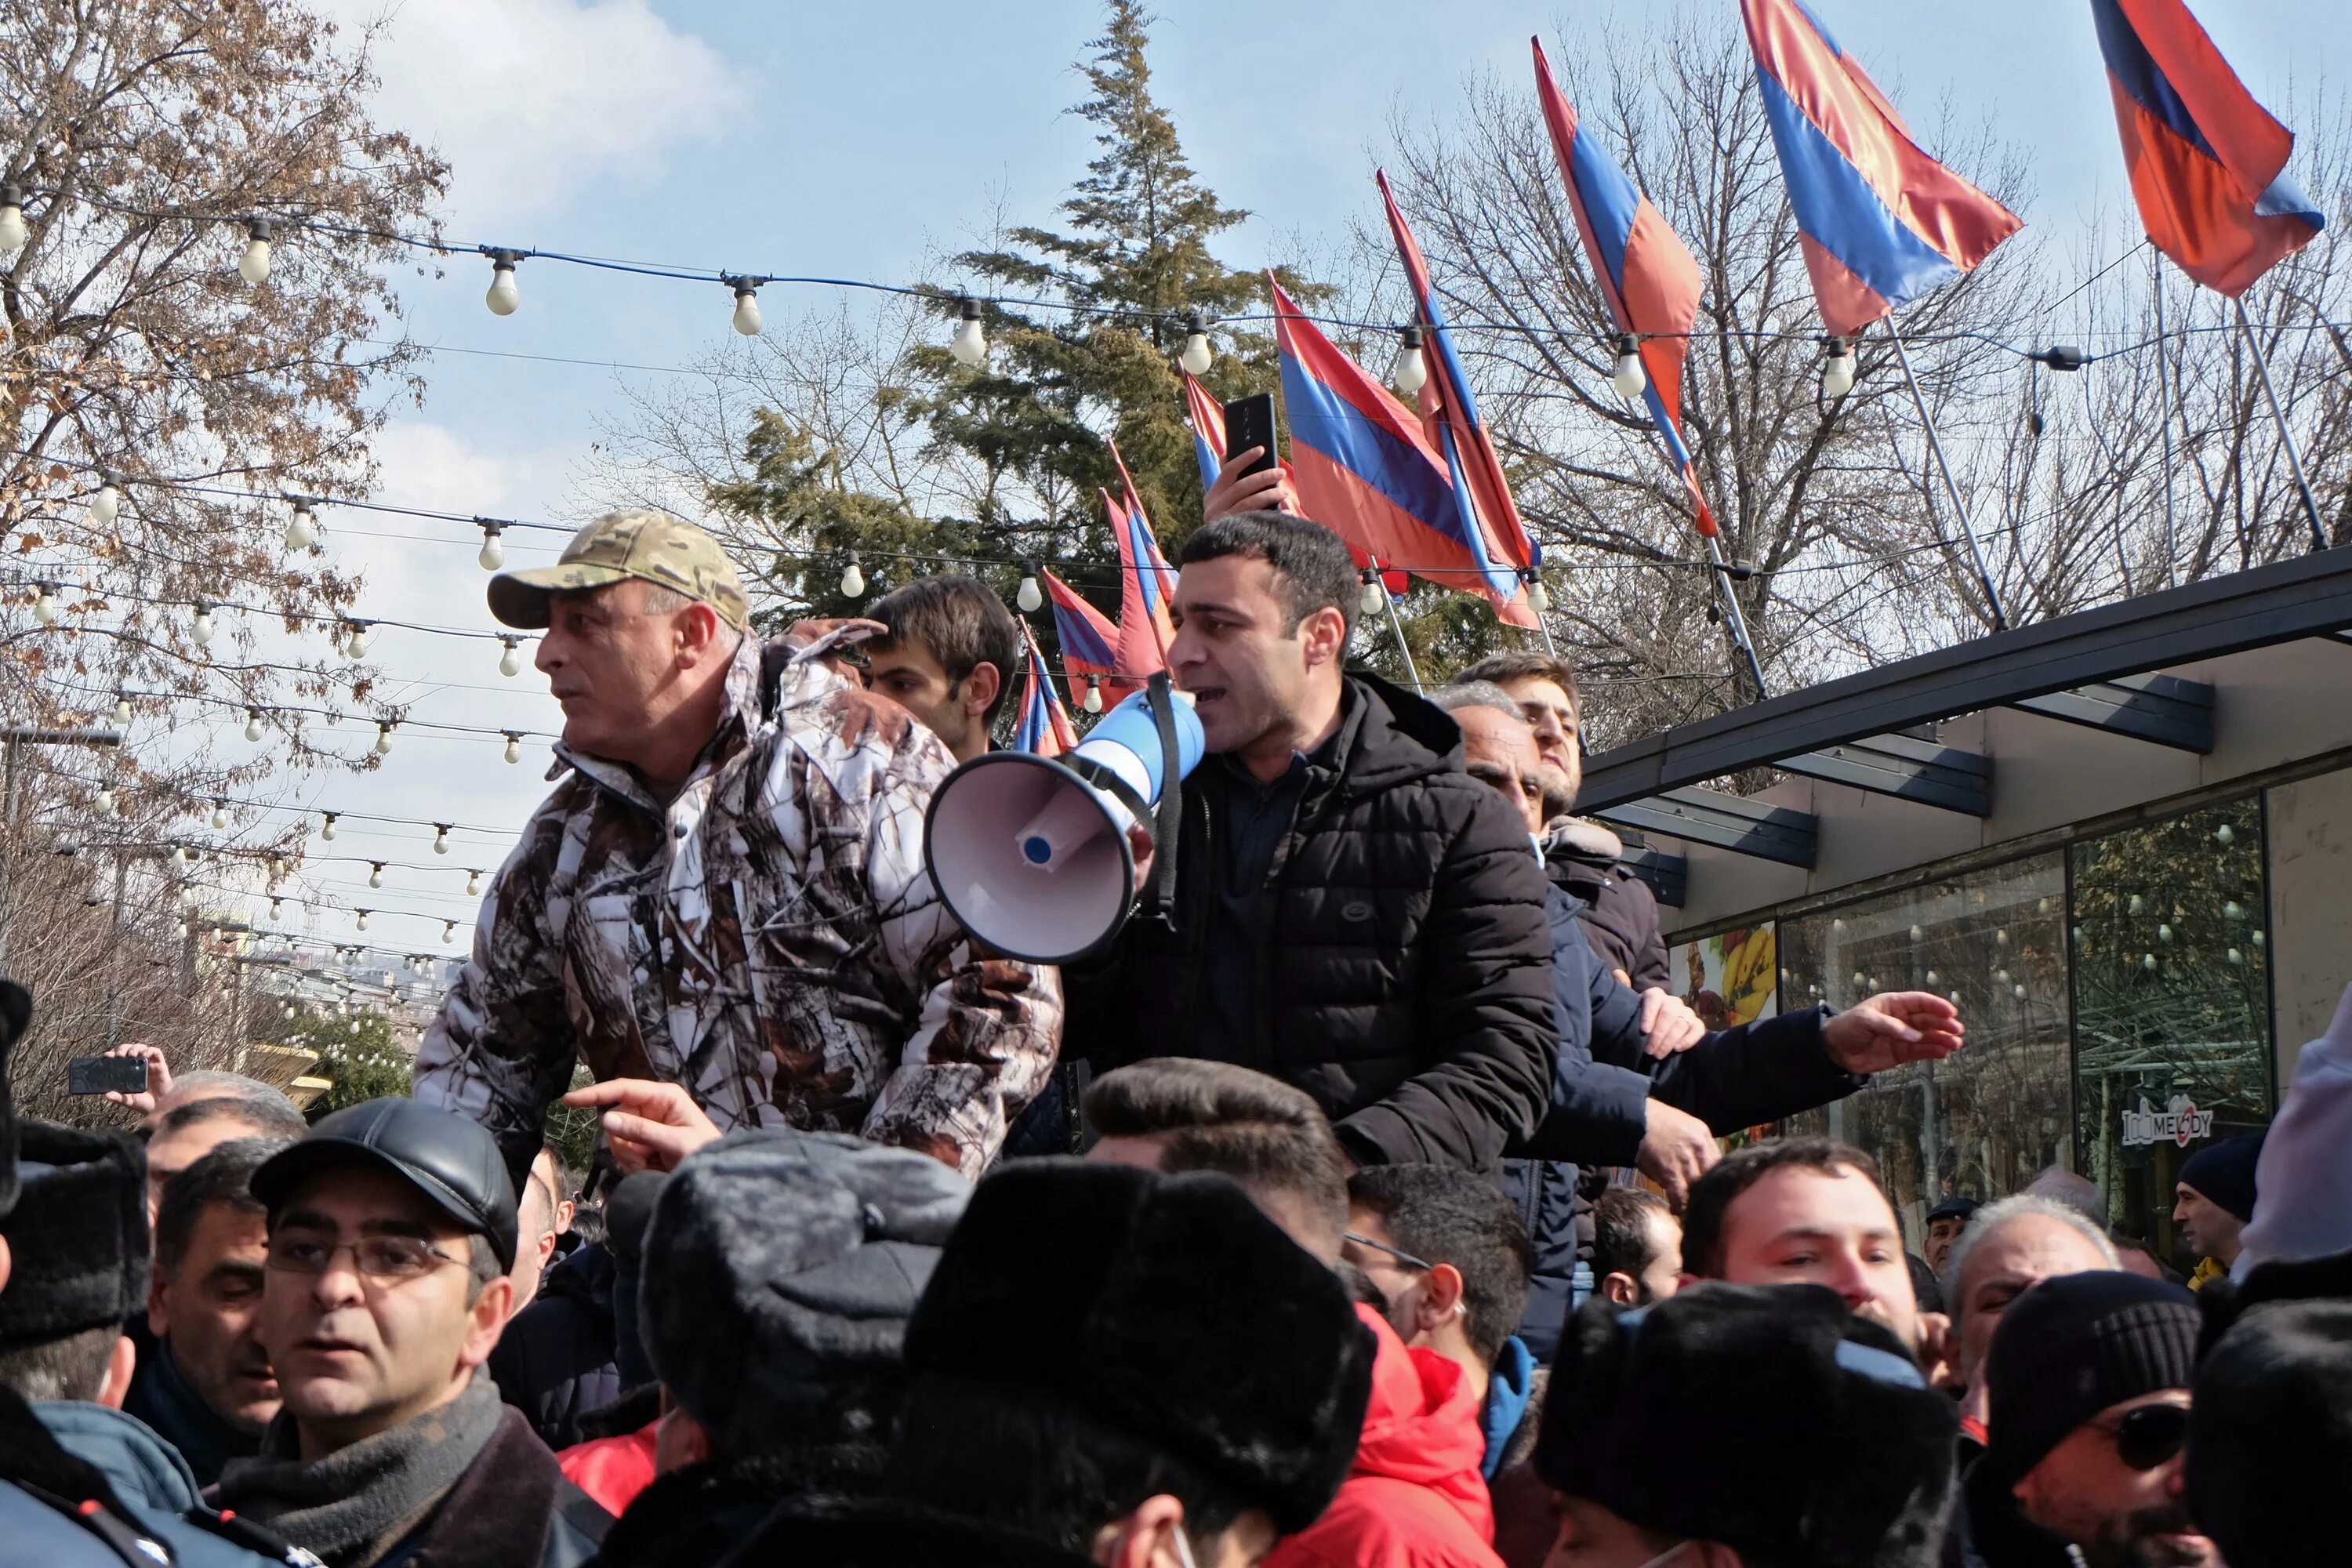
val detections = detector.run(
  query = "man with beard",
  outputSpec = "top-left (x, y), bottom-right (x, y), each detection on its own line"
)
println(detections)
top-left (1953, 1272), bottom-right (2211, 1568)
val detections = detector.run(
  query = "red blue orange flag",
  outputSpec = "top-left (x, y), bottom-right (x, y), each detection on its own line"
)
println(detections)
top-left (1532, 37), bottom-right (1719, 538)
top-left (1182, 372), bottom-right (1226, 490)
top-left (1105, 441), bottom-right (1178, 667)
top-left (1272, 277), bottom-right (1530, 623)
top-left (1012, 619), bottom-right (1077, 757)
top-left (1372, 178), bottom-right (1541, 627)
top-left (1041, 567), bottom-right (1131, 703)
top-left (2091, 0), bottom-right (2324, 298)
top-left (1740, 0), bottom-right (2023, 337)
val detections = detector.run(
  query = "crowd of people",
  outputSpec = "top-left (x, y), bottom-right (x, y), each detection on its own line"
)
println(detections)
top-left (1, 489), bottom-right (2346, 1568)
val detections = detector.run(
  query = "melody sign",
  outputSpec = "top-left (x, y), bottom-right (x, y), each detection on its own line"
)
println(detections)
top-left (2119, 1094), bottom-right (2216, 1149)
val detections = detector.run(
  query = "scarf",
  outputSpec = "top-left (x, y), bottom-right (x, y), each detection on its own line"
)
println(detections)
top-left (213, 1370), bottom-right (503, 1568)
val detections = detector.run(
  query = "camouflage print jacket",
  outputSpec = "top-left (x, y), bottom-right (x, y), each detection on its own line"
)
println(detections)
top-left (414, 633), bottom-right (1062, 1181)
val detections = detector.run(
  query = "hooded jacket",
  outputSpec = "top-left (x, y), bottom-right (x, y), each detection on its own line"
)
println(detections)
top-left (1070, 674), bottom-right (1557, 1171)
top-left (1266, 1306), bottom-right (1504, 1568)
top-left (415, 633), bottom-right (1062, 1185)
top-left (1542, 818), bottom-right (1668, 991)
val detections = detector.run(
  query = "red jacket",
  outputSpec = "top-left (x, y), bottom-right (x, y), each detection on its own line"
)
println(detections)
top-left (557, 1421), bottom-right (659, 1518)
top-left (1268, 1306), bottom-right (1504, 1568)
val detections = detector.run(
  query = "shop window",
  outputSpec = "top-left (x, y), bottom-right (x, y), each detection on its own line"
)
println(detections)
top-left (1779, 853), bottom-right (2071, 1246)
top-left (2069, 797), bottom-right (2272, 1270)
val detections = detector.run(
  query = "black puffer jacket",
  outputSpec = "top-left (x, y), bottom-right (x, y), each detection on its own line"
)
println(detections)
top-left (491, 1241), bottom-right (622, 1451)
top-left (1070, 674), bottom-right (1558, 1171)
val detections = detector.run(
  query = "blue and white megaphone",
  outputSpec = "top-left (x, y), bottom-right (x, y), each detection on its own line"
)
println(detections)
top-left (924, 677), bottom-right (1205, 964)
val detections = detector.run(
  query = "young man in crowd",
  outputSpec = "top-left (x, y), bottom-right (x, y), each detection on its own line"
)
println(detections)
top-left (419, 510), bottom-right (1061, 1185)
top-left (862, 574), bottom-right (1020, 763)
top-left (1344, 1163), bottom-right (1540, 1479)
top-left (1533, 1282), bottom-right (1958, 1568)
top-left (1955, 1272), bottom-right (2209, 1568)
top-left (1082, 1058), bottom-right (1351, 1262)
top-left (2172, 1134), bottom-right (2261, 1286)
top-left (1680, 1138), bottom-right (1945, 1368)
top-left (125, 1138), bottom-right (292, 1487)
top-left (735, 1158), bottom-right (1376, 1566)
top-left (1451, 651), bottom-right (1667, 989)
top-left (1938, 1194), bottom-right (2118, 1447)
top-left (491, 1146), bottom-right (619, 1449)
top-left (1591, 1188), bottom-right (1680, 1308)
top-left (590, 1127), bottom-right (971, 1566)
top-left (1925, 1194), bottom-right (1981, 1275)
top-left (215, 1098), bottom-right (610, 1566)
top-left (1067, 511), bottom-right (1559, 1174)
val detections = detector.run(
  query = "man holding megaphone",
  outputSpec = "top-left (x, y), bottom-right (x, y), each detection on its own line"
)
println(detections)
top-left (941, 507), bottom-right (1558, 1175)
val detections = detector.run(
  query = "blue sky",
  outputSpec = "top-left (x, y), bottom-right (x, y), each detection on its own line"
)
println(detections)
top-left (261, 0), bottom-right (2343, 950)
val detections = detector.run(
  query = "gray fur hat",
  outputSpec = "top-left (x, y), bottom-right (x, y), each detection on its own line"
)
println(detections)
top-left (639, 1129), bottom-right (971, 1456)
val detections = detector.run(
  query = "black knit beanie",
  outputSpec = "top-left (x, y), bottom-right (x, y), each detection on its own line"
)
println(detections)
top-left (2175, 1134), bottom-right (2263, 1222)
top-left (1982, 1271), bottom-right (2199, 1492)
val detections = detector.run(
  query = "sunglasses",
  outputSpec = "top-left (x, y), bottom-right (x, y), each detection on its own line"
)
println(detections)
top-left (2097, 1403), bottom-right (2190, 1470)
top-left (1343, 1232), bottom-right (1433, 1272)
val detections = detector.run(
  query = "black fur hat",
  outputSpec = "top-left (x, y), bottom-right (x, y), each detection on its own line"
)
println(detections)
top-left (902, 1158), bottom-right (1375, 1536)
top-left (1535, 1283), bottom-right (1958, 1568)
top-left (0, 1117), bottom-right (149, 1352)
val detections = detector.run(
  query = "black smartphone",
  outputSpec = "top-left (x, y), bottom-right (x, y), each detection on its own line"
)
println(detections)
top-left (1221, 393), bottom-right (1278, 478)
top-left (68, 1054), bottom-right (148, 1096)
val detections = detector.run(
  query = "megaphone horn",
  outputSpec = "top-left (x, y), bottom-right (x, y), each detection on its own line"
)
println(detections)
top-left (924, 677), bottom-right (1204, 964)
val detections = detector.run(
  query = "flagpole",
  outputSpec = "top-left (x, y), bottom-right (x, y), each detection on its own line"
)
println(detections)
top-left (2151, 252), bottom-right (2178, 587)
top-left (1886, 320), bottom-right (2009, 630)
top-left (1377, 582), bottom-right (1425, 693)
top-left (1632, 436), bottom-right (1766, 697)
top-left (2232, 294), bottom-right (2329, 554)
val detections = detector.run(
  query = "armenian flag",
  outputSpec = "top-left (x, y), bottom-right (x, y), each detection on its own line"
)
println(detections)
top-left (1011, 619), bottom-right (1078, 757)
top-left (1182, 372), bottom-right (1226, 489)
top-left (1041, 567), bottom-right (1129, 704)
top-left (1105, 441), bottom-right (1178, 666)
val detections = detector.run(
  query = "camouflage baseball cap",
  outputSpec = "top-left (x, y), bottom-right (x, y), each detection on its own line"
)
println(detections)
top-left (488, 509), bottom-right (750, 631)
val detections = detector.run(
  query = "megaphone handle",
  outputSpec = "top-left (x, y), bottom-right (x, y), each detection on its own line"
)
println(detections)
top-left (1140, 672), bottom-right (1184, 921)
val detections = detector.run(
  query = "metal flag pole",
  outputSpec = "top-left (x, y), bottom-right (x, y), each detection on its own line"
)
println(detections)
top-left (1886, 320), bottom-right (2010, 630)
top-left (2151, 253), bottom-right (2179, 586)
top-left (2233, 294), bottom-right (2329, 554)
top-left (1372, 565), bottom-right (1425, 693)
top-left (1703, 534), bottom-right (1769, 699)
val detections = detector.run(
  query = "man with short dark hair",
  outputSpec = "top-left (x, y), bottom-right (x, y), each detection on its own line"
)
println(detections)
top-left (1069, 510), bottom-right (1559, 1175)
top-left (1590, 1188), bottom-right (1679, 1308)
top-left (733, 1158), bottom-right (1376, 1566)
top-left (419, 510), bottom-right (1060, 1185)
top-left (1454, 649), bottom-right (1664, 989)
top-left (124, 1138), bottom-right (291, 1486)
top-left (1681, 1138), bottom-right (1928, 1355)
top-left (1533, 1283), bottom-right (1958, 1568)
top-left (1083, 1058), bottom-right (1351, 1262)
top-left (216, 1098), bottom-right (610, 1566)
top-left (864, 574), bottom-right (1021, 763)
top-left (143, 1087), bottom-right (308, 1225)
top-left (1955, 1272), bottom-right (2209, 1568)
top-left (1345, 1163), bottom-right (1538, 1479)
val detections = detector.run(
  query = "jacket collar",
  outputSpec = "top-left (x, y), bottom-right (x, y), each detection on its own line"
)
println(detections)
top-left (1956, 1453), bottom-right (2082, 1568)
top-left (548, 633), bottom-right (773, 813)
top-left (1330, 673), bottom-right (1461, 794)
top-left (29, 1399), bottom-right (206, 1515)
top-left (396, 1405), bottom-right (586, 1566)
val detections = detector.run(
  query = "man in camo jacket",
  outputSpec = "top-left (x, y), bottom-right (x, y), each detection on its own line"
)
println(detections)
top-left (414, 510), bottom-right (1062, 1185)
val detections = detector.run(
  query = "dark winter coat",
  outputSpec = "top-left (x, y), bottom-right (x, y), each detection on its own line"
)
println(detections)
top-left (1503, 887), bottom-right (1866, 1359)
top-left (492, 1241), bottom-right (624, 1450)
top-left (1069, 675), bottom-right (1559, 1171)
top-left (1942, 1454), bottom-right (2078, 1568)
top-left (704, 1495), bottom-right (1101, 1568)
top-left (20, 1397), bottom-right (305, 1567)
top-left (376, 1406), bottom-right (610, 1568)
top-left (122, 1316), bottom-right (260, 1490)
top-left (1542, 818), bottom-right (1667, 990)
top-left (592, 1446), bottom-right (890, 1568)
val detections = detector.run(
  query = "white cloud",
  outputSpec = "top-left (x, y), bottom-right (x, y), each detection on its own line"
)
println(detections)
top-left (320, 0), bottom-right (750, 225)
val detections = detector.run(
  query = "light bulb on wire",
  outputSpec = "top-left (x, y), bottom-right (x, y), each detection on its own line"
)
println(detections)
top-left (86, 477), bottom-right (122, 526)
top-left (431, 823), bottom-right (450, 855)
top-left (245, 708), bottom-right (265, 742)
top-left (1083, 677), bottom-right (1103, 715)
top-left (355, 909), bottom-right (369, 933)
top-left (476, 524), bottom-right (504, 571)
top-left (1359, 571), bottom-right (1385, 616)
top-left (238, 217), bottom-right (274, 285)
top-left (1391, 325), bottom-right (1428, 397)
top-left (210, 799), bottom-right (228, 830)
top-left (1016, 567), bottom-right (1042, 614)
top-left (1610, 335), bottom-right (1647, 399)
top-left (1178, 310), bottom-right (1214, 376)
top-left (502, 731), bottom-right (521, 765)
top-left (112, 692), bottom-right (132, 726)
top-left (368, 862), bottom-right (384, 889)
top-left (284, 499), bottom-right (318, 550)
top-left (191, 601), bottom-right (215, 650)
top-left (343, 620), bottom-right (372, 659)
top-left (0, 184), bottom-right (27, 255)
top-left (32, 582), bottom-right (56, 626)
top-left (498, 637), bottom-right (523, 677)
top-left (320, 811), bottom-right (338, 842)
top-left (442, 920), bottom-right (456, 945)
top-left (1524, 569), bottom-right (1551, 615)
top-left (374, 722), bottom-right (393, 755)
top-left (484, 249), bottom-right (521, 315)
top-left (840, 555), bottom-right (866, 598)
top-left (949, 296), bottom-right (987, 367)
top-left (729, 277), bottom-right (763, 336)
top-left (96, 786), bottom-right (116, 817)
top-left (1822, 336), bottom-right (1856, 399)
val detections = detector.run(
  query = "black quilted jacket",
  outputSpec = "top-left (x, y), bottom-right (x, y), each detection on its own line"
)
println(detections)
top-left (1069, 674), bottom-right (1559, 1171)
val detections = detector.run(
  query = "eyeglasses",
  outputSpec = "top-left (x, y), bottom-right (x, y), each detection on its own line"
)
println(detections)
top-left (265, 1232), bottom-right (465, 1282)
top-left (2096, 1403), bottom-right (2190, 1470)
top-left (1344, 1232), bottom-right (1433, 1272)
